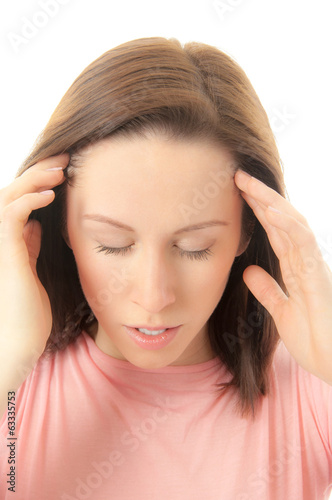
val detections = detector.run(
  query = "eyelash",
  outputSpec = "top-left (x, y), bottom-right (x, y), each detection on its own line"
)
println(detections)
top-left (94, 245), bottom-right (213, 261)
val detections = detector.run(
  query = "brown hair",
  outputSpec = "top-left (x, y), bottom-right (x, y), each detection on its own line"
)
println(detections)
top-left (17, 37), bottom-right (286, 417)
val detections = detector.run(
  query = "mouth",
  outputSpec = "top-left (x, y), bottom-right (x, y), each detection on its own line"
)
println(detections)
top-left (136, 328), bottom-right (167, 336)
top-left (124, 325), bottom-right (181, 350)
top-left (127, 326), bottom-right (179, 336)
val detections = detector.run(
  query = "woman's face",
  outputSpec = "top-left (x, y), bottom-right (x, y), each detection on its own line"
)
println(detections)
top-left (65, 134), bottom-right (246, 368)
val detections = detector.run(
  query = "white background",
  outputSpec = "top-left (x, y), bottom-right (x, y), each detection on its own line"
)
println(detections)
top-left (0, 0), bottom-right (332, 496)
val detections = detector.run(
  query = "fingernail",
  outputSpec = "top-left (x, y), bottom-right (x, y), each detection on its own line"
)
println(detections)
top-left (46, 167), bottom-right (63, 171)
top-left (237, 170), bottom-right (252, 178)
top-left (40, 190), bottom-right (54, 195)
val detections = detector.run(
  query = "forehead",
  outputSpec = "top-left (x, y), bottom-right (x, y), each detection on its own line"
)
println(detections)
top-left (71, 135), bottom-right (237, 191)
top-left (66, 135), bottom-right (241, 228)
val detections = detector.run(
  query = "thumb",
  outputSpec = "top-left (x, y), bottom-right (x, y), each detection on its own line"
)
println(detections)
top-left (23, 219), bottom-right (42, 275)
top-left (243, 265), bottom-right (287, 319)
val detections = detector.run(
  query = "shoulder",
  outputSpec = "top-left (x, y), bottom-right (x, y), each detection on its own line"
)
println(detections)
top-left (0, 332), bottom-right (91, 432)
top-left (0, 331), bottom-right (100, 446)
top-left (31, 331), bottom-right (89, 379)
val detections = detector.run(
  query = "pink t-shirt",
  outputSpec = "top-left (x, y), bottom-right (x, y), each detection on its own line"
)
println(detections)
top-left (1, 330), bottom-right (332, 499)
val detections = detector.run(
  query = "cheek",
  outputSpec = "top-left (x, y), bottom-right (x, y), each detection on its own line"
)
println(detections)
top-left (67, 223), bottom-right (124, 313)
top-left (74, 255), bottom-right (128, 316)
top-left (192, 234), bottom-right (242, 303)
top-left (184, 253), bottom-right (234, 306)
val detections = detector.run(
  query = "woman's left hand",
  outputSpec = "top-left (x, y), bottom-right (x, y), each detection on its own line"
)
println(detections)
top-left (235, 170), bottom-right (332, 385)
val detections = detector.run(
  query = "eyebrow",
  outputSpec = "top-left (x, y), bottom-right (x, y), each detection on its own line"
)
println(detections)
top-left (82, 214), bottom-right (229, 234)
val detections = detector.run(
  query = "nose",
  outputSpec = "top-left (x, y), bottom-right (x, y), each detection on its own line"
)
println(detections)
top-left (130, 247), bottom-right (176, 313)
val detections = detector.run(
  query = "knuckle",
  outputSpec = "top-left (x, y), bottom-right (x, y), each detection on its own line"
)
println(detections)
top-left (24, 166), bottom-right (41, 180)
top-left (299, 226), bottom-right (316, 248)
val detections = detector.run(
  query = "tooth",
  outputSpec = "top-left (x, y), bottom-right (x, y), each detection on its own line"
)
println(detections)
top-left (138, 328), bottom-right (166, 335)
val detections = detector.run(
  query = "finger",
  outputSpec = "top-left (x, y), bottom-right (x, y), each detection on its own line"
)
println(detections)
top-left (243, 265), bottom-right (288, 319)
top-left (241, 192), bottom-right (290, 257)
top-left (264, 206), bottom-right (320, 260)
top-left (240, 197), bottom-right (295, 294)
top-left (22, 153), bottom-right (69, 175)
top-left (235, 170), bottom-right (308, 227)
top-left (0, 154), bottom-right (68, 208)
top-left (242, 190), bottom-right (320, 265)
top-left (23, 219), bottom-right (42, 277)
top-left (242, 192), bottom-right (327, 298)
top-left (0, 191), bottom-right (55, 264)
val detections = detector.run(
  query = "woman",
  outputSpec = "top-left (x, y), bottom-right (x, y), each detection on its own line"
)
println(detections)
top-left (0, 37), bottom-right (331, 499)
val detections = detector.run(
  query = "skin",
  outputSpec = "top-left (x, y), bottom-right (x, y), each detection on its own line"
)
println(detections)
top-left (65, 134), bottom-right (247, 369)
top-left (1, 141), bottom-right (331, 417)
top-left (64, 133), bottom-right (332, 382)
top-left (235, 171), bottom-right (332, 385)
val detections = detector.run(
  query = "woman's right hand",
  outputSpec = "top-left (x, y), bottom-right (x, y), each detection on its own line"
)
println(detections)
top-left (0, 154), bottom-right (69, 377)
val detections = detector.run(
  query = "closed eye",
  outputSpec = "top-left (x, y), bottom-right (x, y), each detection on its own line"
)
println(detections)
top-left (95, 245), bottom-right (133, 257)
top-left (177, 248), bottom-right (213, 261)
top-left (94, 245), bottom-right (213, 261)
